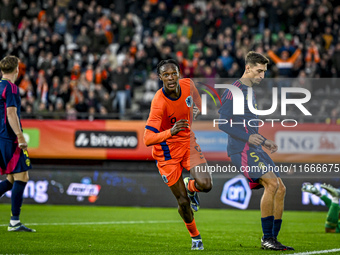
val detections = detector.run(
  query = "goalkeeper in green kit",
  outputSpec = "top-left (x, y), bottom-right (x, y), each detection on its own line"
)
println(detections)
top-left (302, 183), bottom-right (340, 233)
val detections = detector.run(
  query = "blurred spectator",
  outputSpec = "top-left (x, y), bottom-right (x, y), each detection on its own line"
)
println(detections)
top-left (332, 43), bottom-right (340, 77)
top-left (143, 72), bottom-right (158, 104)
top-left (325, 109), bottom-right (340, 125)
top-left (91, 25), bottom-right (108, 54)
top-left (306, 40), bottom-right (320, 64)
top-left (177, 18), bottom-right (192, 40)
top-left (219, 50), bottom-right (234, 71)
top-left (76, 26), bottom-right (91, 48)
top-left (111, 66), bottom-right (130, 118)
top-left (0, 0), bottom-right (15, 27)
top-left (54, 97), bottom-right (65, 119)
top-left (66, 102), bottom-right (77, 120)
top-left (268, 47), bottom-right (302, 78)
top-left (54, 13), bottom-right (67, 35)
top-left (75, 93), bottom-right (88, 118)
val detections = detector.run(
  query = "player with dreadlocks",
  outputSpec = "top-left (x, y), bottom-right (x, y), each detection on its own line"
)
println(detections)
top-left (143, 59), bottom-right (212, 250)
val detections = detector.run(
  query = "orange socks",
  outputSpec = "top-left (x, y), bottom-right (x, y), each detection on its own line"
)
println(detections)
top-left (185, 219), bottom-right (200, 237)
top-left (188, 180), bottom-right (199, 193)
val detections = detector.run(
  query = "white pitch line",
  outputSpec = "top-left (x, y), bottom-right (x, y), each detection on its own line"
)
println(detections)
top-left (288, 248), bottom-right (340, 255)
top-left (0, 220), bottom-right (181, 227)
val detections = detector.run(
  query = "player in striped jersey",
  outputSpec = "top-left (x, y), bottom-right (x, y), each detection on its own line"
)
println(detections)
top-left (218, 52), bottom-right (293, 251)
top-left (0, 56), bottom-right (35, 232)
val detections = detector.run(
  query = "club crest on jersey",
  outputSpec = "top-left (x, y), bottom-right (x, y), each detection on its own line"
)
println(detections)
top-left (185, 96), bottom-right (193, 107)
top-left (162, 175), bottom-right (168, 183)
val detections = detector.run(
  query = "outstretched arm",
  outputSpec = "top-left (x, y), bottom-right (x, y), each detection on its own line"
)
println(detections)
top-left (267, 50), bottom-right (282, 64)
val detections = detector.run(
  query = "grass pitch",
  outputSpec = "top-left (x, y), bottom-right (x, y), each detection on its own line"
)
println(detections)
top-left (0, 204), bottom-right (339, 254)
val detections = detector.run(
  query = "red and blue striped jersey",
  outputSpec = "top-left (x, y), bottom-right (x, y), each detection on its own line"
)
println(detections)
top-left (218, 80), bottom-right (263, 156)
top-left (0, 78), bottom-right (22, 141)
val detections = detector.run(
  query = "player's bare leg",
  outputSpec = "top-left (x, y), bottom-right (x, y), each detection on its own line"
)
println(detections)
top-left (259, 172), bottom-right (279, 218)
top-left (170, 177), bottom-right (193, 223)
top-left (183, 163), bottom-right (213, 212)
top-left (259, 173), bottom-right (293, 250)
top-left (13, 171), bottom-right (29, 182)
top-left (190, 163), bottom-right (212, 192)
top-left (170, 177), bottom-right (203, 250)
top-left (273, 178), bottom-right (286, 220)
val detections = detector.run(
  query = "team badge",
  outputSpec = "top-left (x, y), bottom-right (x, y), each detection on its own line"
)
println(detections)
top-left (162, 175), bottom-right (168, 183)
top-left (26, 158), bottom-right (31, 166)
top-left (185, 96), bottom-right (193, 107)
top-left (258, 162), bottom-right (266, 171)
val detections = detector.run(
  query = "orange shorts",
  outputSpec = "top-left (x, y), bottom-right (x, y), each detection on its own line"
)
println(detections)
top-left (156, 140), bottom-right (207, 187)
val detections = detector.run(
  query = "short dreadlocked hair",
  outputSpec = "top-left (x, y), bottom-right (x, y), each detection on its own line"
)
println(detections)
top-left (156, 59), bottom-right (180, 75)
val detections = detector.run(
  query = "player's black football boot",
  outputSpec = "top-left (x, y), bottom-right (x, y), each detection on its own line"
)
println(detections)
top-left (261, 237), bottom-right (288, 251)
top-left (273, 238), bottom-right (295, 251)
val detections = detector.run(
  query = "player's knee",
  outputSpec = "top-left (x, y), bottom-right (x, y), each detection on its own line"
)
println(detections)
top-left (177, 195), bottom-right (190, 209)
top-left (200, 179), bottom-right (212, 192)
top-left (263, 179), bottom-right (279, 194)
top-left (277, 183), bottom-right (286, 197)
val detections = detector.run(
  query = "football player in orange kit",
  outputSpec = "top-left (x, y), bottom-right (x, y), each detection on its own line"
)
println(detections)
top-left (144, 59), bottom-right (212, 250)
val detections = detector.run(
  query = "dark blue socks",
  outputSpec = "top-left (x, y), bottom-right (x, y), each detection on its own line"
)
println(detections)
top-left (11, 181), bottom-right (27, 218)
top-left (261, 216), bottom-right (274, 239)
top-left (273, 219), bottom-right (282, 239)
top-left (0, 179), bottom-right (13, 197)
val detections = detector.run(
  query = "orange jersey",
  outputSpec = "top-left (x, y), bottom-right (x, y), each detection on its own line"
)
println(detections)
top-left (144, 78), bottom-right (201, 161)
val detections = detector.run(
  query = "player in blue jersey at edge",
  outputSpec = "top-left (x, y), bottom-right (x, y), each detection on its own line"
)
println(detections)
top-left (218, 51), bottom-right (293, 251)
top-left (0, 56), bottom-right (35, 232)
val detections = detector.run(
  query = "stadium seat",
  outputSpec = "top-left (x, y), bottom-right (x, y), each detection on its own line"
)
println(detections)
top-left (188, 44), bottom-right (197, 60)
top-left (285, 33), bottom-right (293, 41)
top-left (163, 24), bottom-right (178, 37)
top-left (254, 34), bottom-right (263, 44)
top-left (271, 33), bottom-right (278, 43)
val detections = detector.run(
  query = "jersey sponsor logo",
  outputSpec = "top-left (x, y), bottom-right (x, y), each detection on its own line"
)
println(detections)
top-left (185, 96), bottom-right (193, 107)
top-left (220, 174), bottom-right (251, 209)
top-left (258, 162), bottom-right (266, 171)
top-left (23, 150), bottom-right (31, 166)
top-left (75, 131), bottom-right (138, 148)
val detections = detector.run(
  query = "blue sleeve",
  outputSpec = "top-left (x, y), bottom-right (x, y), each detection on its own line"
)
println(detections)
top-left (218, 90), bottom-right (250, 143)
top-left (5, 83), bottom-right (19, 108)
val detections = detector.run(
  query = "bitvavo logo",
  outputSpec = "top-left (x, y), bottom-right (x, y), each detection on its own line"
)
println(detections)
top-left (200, 84), bottom-right (312, 128)
top-left (220, 174), bottom-right (251, 210)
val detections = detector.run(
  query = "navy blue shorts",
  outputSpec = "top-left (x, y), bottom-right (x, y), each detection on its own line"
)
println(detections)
top-left (230, 145), bottom-right (280, 189)
top-left (0, 139), bottom-right (32, 175)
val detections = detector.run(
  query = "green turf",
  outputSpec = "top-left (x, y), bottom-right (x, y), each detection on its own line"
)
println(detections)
top-left (0, 204), bottom-right (339, 254)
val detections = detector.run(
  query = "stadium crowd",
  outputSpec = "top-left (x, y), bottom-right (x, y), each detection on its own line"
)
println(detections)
top-left (0, 0), bottom-right (340, 120)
